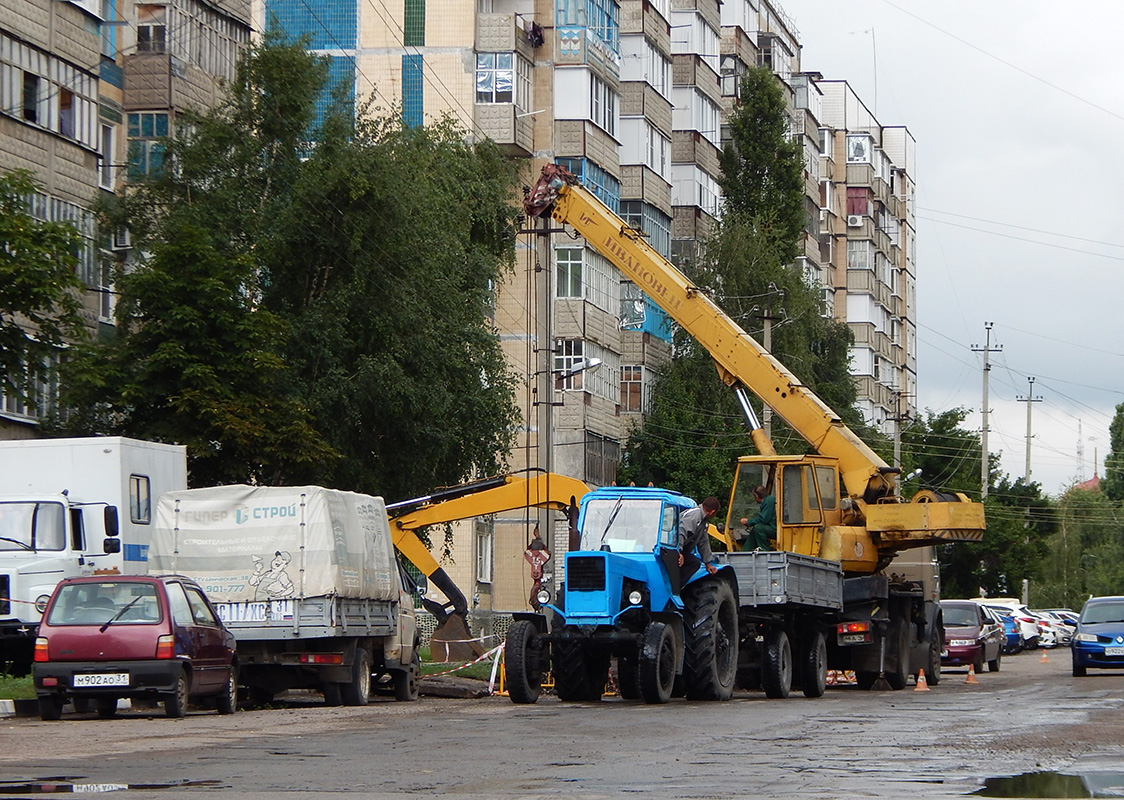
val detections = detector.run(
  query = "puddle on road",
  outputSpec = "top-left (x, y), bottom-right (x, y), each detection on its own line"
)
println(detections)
top-left (974, 771), bottom-right (1124, 798)
top-left (0, 778), bottom-right (223, 794)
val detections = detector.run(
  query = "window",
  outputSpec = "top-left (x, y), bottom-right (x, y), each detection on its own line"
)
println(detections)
top-left (846, 187), bottom-right (870, 217)
top-left (22, 73), bottom-right (40, 123)
top-left (476, 53), bottom-right (513, 103)
top-left (584, 432), bottom-right (620, 487)
top-left (185, 585), bottom-right (220, 625)
top-left (556, 248), bottom-right (582, 298)
top-left (620, 201), bottom-right (671, 258)
top-left (165, 582), bottom-right (193, 625)
top-left (619, 282), bottom-right (645, 329)
top-left (98, 124), bottom-right (115, 190)
top-left (475, 517), bottom-right (493, 583)
top-left (590, 74), bottom-right (617, 136)
top-left (58, 88), bottom-right (75, 138)
top-left (127, 111), bottom-right (169, 179)
top-left (555, 157), bottom-right (620, 213)
top-left (846, 134), bottom-right (872, 164)
top-left (130, 475), bottom-right (152, 524)
top-left (620, 365), bottom-right (644, 412)
top-left (555, 339), bottom-right (586, 390)
top-left (137, 5), bottom-right (167, 53)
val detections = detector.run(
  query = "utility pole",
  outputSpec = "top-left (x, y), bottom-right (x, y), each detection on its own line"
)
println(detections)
top-left (1017, 376), bottom-right (1042, 481)
top-left (971, 322), bottom-right (1001, 499)
top-left (757, 286), bottom-right (784, 440)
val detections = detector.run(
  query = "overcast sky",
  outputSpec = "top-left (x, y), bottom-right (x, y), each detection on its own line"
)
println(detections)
top-left (782, 0), bottom-right (1124, 497)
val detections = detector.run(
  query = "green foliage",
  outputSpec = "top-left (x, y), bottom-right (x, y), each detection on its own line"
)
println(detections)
top-left (899, 408), bottom-right (984, 499)
top-left (1034, 488), bottom-right (1124, 608)
top-left (60, 35), bottom-right (519, 498)
top-left (619, 65), bottom-right (860, 499)
top-left (0, 672), bottom-right (34, 700)
top-left (1101, 403), bottom-right (1124, 502)
top-left (0, 170), bottom-right (86, 402)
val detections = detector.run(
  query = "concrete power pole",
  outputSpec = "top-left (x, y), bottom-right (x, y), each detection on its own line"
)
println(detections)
top-left (972, 323), bottom-right (1002, 499)
top-left (1017, 376), bottom-right (1042, 481)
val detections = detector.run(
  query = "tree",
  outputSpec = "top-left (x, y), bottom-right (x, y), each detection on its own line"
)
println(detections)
top-left (1101, 403), bottom-right (1124, 502)
top-left (0, 170), bottom-right (86, 404)
top-left (619, 66), bottom-right (863, 497)
top-left (60, 34), bottom-right (521, 497)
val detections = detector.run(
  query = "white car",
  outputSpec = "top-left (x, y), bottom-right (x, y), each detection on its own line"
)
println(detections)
top-left (974, 599), bottom-right (1042, 649)
top-left (1035, 610), bottom-right (1075, 646)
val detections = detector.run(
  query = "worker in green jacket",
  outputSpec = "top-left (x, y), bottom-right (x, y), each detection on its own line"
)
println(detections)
top-left (741, 485), bottom-right (775, 551)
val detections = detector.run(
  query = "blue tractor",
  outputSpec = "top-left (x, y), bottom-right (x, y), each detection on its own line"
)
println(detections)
top-left (504, 486), bottom-right (739, 704)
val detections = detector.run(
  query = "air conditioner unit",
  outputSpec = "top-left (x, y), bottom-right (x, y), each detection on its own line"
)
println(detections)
top-left (846, 214), bottom-right (863, 228)
top-left (112, 228), bottom-right (131, 250)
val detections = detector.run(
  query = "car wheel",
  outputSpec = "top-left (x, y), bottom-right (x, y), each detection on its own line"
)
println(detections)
top-left (95, 697), bottom-right (118, 719)
top-left (1073, 660), bottom-right (1087, 677)
top-left (988, 647), bottom-right (1001, 672)
top-left (341, 647), bottom-right (371, 706)
top-left (216, 666), bottom-right (238, 715)
top-left (164, 672), bottom-right (189, 718)
top-left (1026, 635), bottom-right (1039, 650)
top-left (38, 695), bottom-right (63, 721)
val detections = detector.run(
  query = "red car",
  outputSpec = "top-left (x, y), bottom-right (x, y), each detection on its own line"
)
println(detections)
top-left (940, 599), bottom-right (1004, 673)
top-left (33, 575), bottom-right (237, 720)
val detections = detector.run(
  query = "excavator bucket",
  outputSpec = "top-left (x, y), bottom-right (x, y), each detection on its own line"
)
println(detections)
top-left (423, 598), bottom-right (486, 662)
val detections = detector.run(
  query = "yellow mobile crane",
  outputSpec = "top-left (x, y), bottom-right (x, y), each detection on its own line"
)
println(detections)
top-left (521, 164), bottom-right (985, 691)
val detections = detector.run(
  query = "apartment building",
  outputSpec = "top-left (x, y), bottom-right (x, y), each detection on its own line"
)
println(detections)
top-left (0, 0), bottom-right (250, 436)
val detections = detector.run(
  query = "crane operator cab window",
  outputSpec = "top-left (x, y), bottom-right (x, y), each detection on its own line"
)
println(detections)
top-left (780, 464), bottom-right (822, 525)
top-left (728, 463), bottom-right (776, 550)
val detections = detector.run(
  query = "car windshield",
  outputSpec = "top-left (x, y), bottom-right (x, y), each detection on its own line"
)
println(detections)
top-left (0, 501), bottom-right (65, 551)
top-left (46, 582), bottom-right (162, 626)
top-left (1082, 601), bottom-right (1124, 625)
top-left (579, 498), bottom-right (663, 553)
top-left (942, 605), bottom-right (979, 627)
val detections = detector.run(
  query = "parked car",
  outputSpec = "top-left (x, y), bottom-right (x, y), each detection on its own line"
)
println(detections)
top-left (1072, 596), bottom-right (1124, 677)
top-left (991, 609), bottom-right (1024, 654)
top-left (1034, 610), bottom-right (1073, 647)
top-left (941, 600), bottom-right (1004, 672)
top-left (975, 598), bottom-right (1041, 649)
top-left (32, 575), bottom-right (237, 720)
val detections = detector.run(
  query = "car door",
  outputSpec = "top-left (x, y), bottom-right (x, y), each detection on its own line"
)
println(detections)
top-left (181, 583), bottom-right (232, 692)
top-left (980, 606), bottom-right (1002, 660)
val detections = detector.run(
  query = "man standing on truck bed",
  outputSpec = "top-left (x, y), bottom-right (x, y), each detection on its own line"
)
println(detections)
top-left (678, 496), bottom-right (721, 576)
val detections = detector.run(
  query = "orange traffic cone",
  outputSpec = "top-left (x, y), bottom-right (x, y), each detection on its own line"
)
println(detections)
top-left (914, 668), bottom-right (930, 692)
top-left (1041, 648), bottom-right (1049, 663)
top-left (965, 664), bottom-right (979, 684)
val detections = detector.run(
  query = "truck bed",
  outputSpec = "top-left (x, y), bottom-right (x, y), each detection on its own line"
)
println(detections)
top-left (213, 596), bottom-right (398, 640)
top-left (717, 551), bottom-right (843, 611)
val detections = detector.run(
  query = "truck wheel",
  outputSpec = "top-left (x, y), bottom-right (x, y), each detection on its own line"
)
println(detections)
top-left (616, 655), bottom-right (640, 700)
top-left (801, 630), bottom-right (827, 698)
top-left (165, 672), bottom-right (189, 718)
top-left (322, 682), bottom-right (342, 706)
top-left (394, 649), bottom-right (421, 702)
top-left (639, 622), bottom-right (675, 704)
top-left (38, 695), bottom-right (63, 721)
top-left (886, 617), bottom-right (911, 690)
top-left (924, 627), bottom-right (942, 686)
top-left (505, 620), bottom-right (545, 704)
top-left (682, 578), bottom-right (738, 701)
top-left (341, 648), bottom-right (371, 706)
top-left (762, 628), bottom-right (792, 699)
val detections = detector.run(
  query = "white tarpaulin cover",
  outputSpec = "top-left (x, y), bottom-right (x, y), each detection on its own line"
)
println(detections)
top-left (150, 486), bottom-right (398, 602)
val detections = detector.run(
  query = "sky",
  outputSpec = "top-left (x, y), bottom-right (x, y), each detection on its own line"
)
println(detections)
top-left (782, 0), bottom-right (1124, 497)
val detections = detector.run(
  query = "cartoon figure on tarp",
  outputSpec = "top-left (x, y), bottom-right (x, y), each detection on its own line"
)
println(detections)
top-left (524, 526), bottom-right (551, 610)
top-left (250, 550), bottom-right (295, 600)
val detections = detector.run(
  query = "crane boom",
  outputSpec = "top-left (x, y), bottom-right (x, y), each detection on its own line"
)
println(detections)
top-left (524, 164), bottom-right (983, 572)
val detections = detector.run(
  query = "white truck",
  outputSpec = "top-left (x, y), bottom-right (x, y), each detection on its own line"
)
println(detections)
top-left (0, 436), bottom-right (188, 673)
top-left (148, 485), bottom-right (421, 705)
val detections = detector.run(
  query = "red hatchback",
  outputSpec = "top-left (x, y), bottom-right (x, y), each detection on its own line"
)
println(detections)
top-left (33, 575), bottom-right (237, 720)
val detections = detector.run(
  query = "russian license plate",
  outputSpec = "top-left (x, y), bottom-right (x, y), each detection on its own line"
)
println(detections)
top-left (1104, 647), bottom-right (1124, 656)
top-left (841, 633), bottom-right (866, 644)
top-left (73, 672), bottom-right (129, 687)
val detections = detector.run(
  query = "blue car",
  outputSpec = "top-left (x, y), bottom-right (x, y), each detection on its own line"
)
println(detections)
top-left (1072, 596), bottom-right (1124, 676)
top-left (994, 610), bottom-right (1024, 654)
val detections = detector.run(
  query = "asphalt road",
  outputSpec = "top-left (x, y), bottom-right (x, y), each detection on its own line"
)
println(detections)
top-left (3, 649), bottom-right (1123, 799)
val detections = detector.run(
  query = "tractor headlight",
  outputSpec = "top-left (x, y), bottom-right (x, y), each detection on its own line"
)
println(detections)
top-left (536, 588), bottom-right (552, 606)
top-left (628, 590), bottom-right (643, 606)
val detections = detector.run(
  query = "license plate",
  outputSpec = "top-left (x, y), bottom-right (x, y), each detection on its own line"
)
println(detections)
top-left (841, 633), bottom-right (866, 644)
top-left (73, 673), bottom-right (129, 687)
top-left (1105, 647), bottom-right (1124, 656)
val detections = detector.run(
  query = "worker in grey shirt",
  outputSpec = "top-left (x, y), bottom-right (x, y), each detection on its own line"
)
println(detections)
top-left (678, 496), bottom-right (721, 576)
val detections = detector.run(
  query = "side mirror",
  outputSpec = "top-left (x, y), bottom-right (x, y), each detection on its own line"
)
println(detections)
top-left (103, 537), bottom-right (121, 554)
top-left (104, 505), bottom-right (120, 538)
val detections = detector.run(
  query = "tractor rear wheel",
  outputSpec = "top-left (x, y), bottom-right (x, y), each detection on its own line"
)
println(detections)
top-left (682, 578), bottom-right (738, 701)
